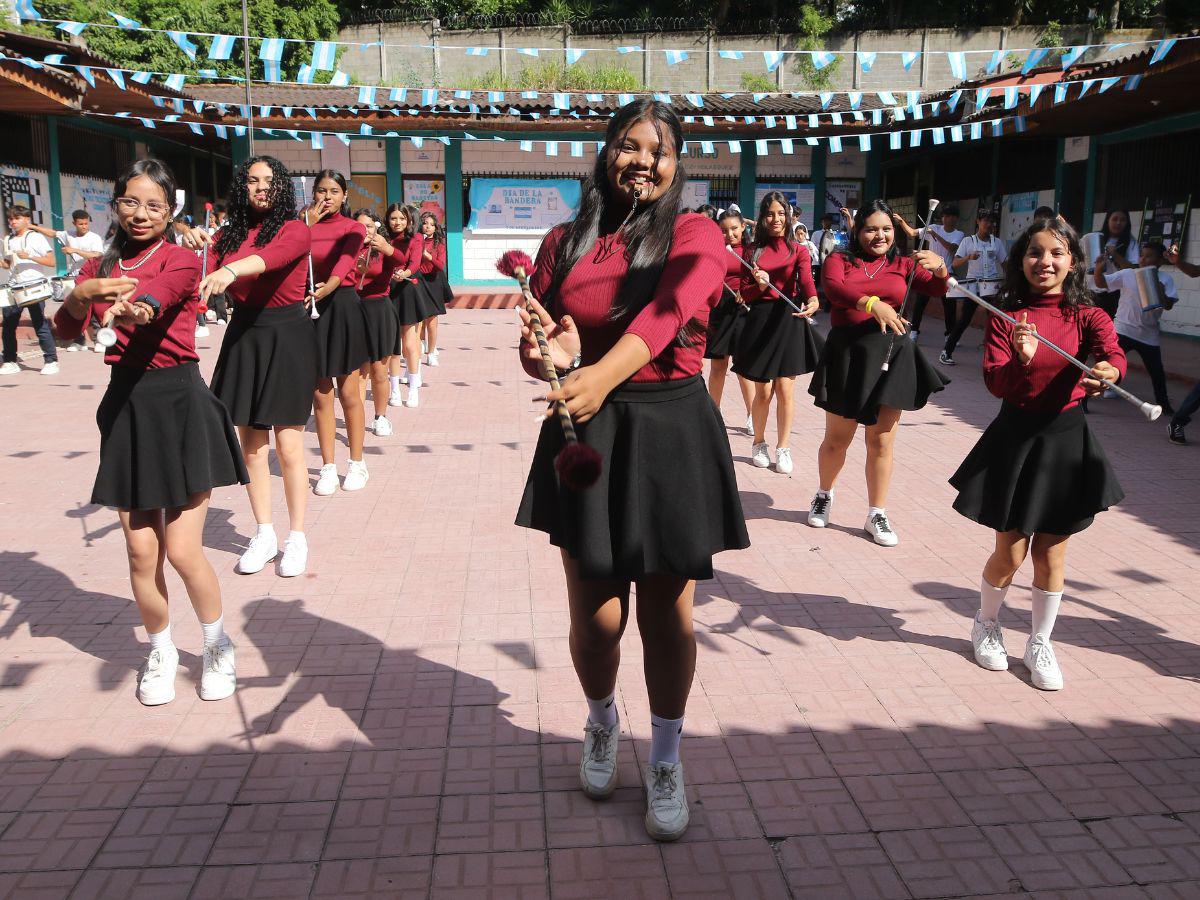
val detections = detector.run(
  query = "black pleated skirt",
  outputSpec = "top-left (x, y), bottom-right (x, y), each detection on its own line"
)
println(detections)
top-left (809, 321), bottom-right (950, 426)
top-left (950, 403), bottom-right (1125, 536)
top-left (313, 284), bottom-right (370, 378)
top-left (392, 277), bottom-right (437, 330)
top-left (416, 269), bottom-right (452, 316)
top-left (361, 296), bottom-right (399, 363)
top-left (731, 301), bottom-right (824, 383)
top-left (93, 363), bottom-right (248, 511)
top-left (704, 298), bottom-right (747, 360)
top-left (211, 303), bottom-right (319, 429)
top-left (516, 376), bottom-right (750, 582)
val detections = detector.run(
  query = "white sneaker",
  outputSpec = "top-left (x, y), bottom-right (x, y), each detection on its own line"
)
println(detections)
top-left (66, 343), bottom-right (81, 352)
top-left (236, 530), bottom-right (278, 574)
top-left (399, 375), bottom-right (408, 385)
top-left (388, 387), bottom-right (404, 407)
top-left (427, 350), bottom-right (440, 366)
top-left (1024, 634), bottom-right (1063, 690)
top-left (0, 362), bottom-right (19, 375)
top-left (405, 386), bottom-right (420, 408)
top-left (205, 309), bottom-right (217, 322)
top-left (751, 441), bottom-right (771, 468)
top-left (865, 512), bottom-right (899, 547)
top-left (278, 535), bottom-right (308, 577)
top-left (807, 492), bottom-right (832, 528)
top-left (643, 762), bottom-right (689, 842)
top-left (775, 447), bottom-right (793, 474)
top-left (93, 343), bottom-right (106, 353)
top-left (343, 460), bottom-right (369, 491)
top-left (938, 350), bottom-right (956, 366)
top-left (137, 645), bottom-right (179, 706)
top-left (421, 339), bottom-right (428, 353)
top-left (314, 463), bottom-right (339, 496)
top-left (200, 637), bottom-right (236, 701)
top-left (907, 329), bottom-right (919, 342)
top-left (579, 720), bottom-right (620, 800)
top-left (40, 362), bottom-right (59, 376)
top-left (971, 615), bottom-right (1009, 671)
top-left (195, 325), bottom-right (210, 338)
top-left (744, 415), bottom-right (753, 435)
top-left (373, 415), bottom-right (392, 436)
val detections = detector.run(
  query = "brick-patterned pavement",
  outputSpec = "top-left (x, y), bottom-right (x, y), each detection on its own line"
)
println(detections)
top-left (1, 310), bottom-right (1198, 899)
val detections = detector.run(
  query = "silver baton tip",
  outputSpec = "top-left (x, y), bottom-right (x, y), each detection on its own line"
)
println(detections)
top-left (1143, 403), bottom-right (1163, 422)
top-left (946, 277), bottom-right (959, 288)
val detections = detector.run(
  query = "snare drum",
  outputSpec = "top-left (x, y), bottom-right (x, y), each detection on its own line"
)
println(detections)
top-left (959, 278), bottom-right (1002, 299)
top-left (1132, 266), bottom-right (1169, 311)
top-left (10, 276), bottom-right (53, 308)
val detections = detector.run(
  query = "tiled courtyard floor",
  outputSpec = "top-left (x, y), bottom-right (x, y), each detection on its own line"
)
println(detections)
top-left (1, 310), bottom-right (1198, 898)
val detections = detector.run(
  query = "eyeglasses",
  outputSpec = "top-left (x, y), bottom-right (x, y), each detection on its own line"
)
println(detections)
top-left (114, 197), bottom-right (172, 219)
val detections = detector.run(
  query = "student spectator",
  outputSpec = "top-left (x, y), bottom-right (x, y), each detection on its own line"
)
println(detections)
top-left (31, 210), bottom-right (106, 351)
top-left (0, 205), bottom-right (59, 376)
top-left (894, 204), bottom-right (963, 342)
top-left (1164, 244), bottom-right (1200, 445)
top-left (940, 210), bottom-right (1006, 366)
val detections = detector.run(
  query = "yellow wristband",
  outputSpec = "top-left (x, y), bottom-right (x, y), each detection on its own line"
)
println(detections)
top-left (864, 297), bottom-right (876, 314)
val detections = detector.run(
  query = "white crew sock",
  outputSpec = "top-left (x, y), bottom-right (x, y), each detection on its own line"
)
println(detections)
top-left (585, 692), bottom-right (618, 728)
top-left (1030, 586), bottom-right (1063, 640)
top-left (408, 371), bottom-right (422, 390)
top-left (200, 615), bottom-right (224, 648)
top-left (868, 506), bottom-right (886, 518)
top-left (816, 488), bottom-right (833, 499)
top-left (389, 375), bottom-right (401, 392)
top-left (256, 523), bottom-right (274, 538)
top-left (148, 622), bottom-right (173, 651)
top-left (287, 530), bottom-right (306, 545)
top-left (979, 577), bottom-right (1009, 623)
top-left (649, 713), bottom-right (684, 766)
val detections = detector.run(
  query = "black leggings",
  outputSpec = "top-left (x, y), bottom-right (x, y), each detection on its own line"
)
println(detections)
top-left (1117, 333), bottom-right (1171, 408)
top-left (943, 299), bottom-right (980, 357)
top-left (911, 295), bottom-right (958, 335)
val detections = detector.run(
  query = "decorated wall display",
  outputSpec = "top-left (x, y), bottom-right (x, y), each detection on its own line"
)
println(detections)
top-left (60, 174), bottom-right (115, 239)
top-left (1, 166), bottom-right (51, 227)
top-left (1001, 190), bottom-right (1045, 240)
top-left (347, 174), bottom-right (387, 217)
top-left (755, 183), bottom-right (816, 229)
top-left (682, 180), bottom-right (711, 210)
top-left (1137, 196), bottom-right (1192, 247)
top-left (404, 178), bottom-right (446, 224)
top-left (467, 178), bottom-right (582, 231)
top-left (824, 180), bottom-right (863, 216)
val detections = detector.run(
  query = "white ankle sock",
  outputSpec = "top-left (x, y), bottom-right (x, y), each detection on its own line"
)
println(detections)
top-left (409, 371), bottom-right (422, 389)
top-left (200, 615), bottom-right (224, 648)
top-left (649, 713), bottom-right (684, 766)
top-left (816, 489), bottom-right (833, 499)
top-left (287, 530), bottom-right (306, 545)
top-left (389, 375), bottom-right (400, 391)
top-left (256, 523), bottom-right (274, 538)
top-left (1031, 586), bottom-right (1063, 640)
top-left (979, 578), bottom-right (1009, 622)
top-left (585, 693), bottom-right (618, 728)
top-left (148, 622), bottom-right (173, 650)
top-left (868, 506), bottom-right (886, 518)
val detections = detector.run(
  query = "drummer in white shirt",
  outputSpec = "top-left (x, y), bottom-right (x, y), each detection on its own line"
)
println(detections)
top-left (939, 209), bottom-right (1006, 366)
top-left (0, 205), bottom-right (59, 376)
top-left (30, 210), bottom-right (106, 351)
top-left (894, 203), bottom-right (964, 341)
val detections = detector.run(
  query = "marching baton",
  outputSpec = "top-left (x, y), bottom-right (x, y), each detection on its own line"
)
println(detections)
top-left (725, 245), bottom-right (810, 316)
top-left (883, 197), bottom-right (940, 372)
top-left (301, 207), bottom-right (321, 320)
top-left (947, 277), bottom-right (1162, 422)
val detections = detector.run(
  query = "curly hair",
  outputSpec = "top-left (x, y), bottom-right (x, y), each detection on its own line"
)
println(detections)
top-left (419, 211), bottom-right (446, 247)
top-left (214, 155), bottom-right (297, 264)
top-left (997, 216), bottom-right (1094, 316)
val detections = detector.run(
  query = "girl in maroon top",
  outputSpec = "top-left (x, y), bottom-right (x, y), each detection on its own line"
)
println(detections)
top-left (808, 199), bottom-right (949, 546)
top-left (732, 192), bottom-right (821, 475)
top-left (195, 156), bottom-right (318, 580)
top-left (56, 159), bottom-right (246, 708)
top-left (386, 203), bottom-right (429, 407)
top-left (515, 100), bottom-right (749, 844)
top-left (302, 171), bottom-right (371, 497)
top-left (415, 212), bottom-right (451, 375)
top-left (351, 209), bottom-right (401, 436)
top-left (703, 209), bottom-right (754, 435)
top-left (951, 217), bottom-right (1126, 692)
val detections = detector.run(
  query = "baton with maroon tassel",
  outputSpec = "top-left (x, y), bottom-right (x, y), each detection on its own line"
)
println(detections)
top-left (496, 250), bottom-right (602, 491)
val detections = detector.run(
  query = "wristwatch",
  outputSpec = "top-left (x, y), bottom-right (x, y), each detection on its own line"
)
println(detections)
top-left (556, 353), bottom-right (582, 377)
top-left (133, 294), bottom-right (161, 320)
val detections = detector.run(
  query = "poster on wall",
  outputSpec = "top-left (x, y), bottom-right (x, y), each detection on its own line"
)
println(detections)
top-left (60, 174), bottom-right (114, 240)
top-left (683, 180), bottom-right (710, 210)
top-left (755, 183), bottom-right (816, 230)
top-left (824, 180), bottom-right (863, 217)
top-left (1002, 190), bottom-right (1052, 242)
top-left (1, 166), bottom-right (51, 229)
top-left (404, 179), bottom-right (446, 224)
top-left (467, 178), bottom-right (581, 231)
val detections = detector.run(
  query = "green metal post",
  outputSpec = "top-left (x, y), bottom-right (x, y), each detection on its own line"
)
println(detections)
top-left (445, 139), bottom-right (464, 284)
top-left (385, 138), bottom-right (403, 206)
top-left (811, 146), bottom-right (827, 219)
top-left (45, 117), bottom-right (67, 275)
top-left (738, 140), bottom-right (756, 217)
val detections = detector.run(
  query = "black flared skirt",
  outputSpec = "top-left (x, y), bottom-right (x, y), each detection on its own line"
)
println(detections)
top-left (809, 321), bottom-right (950, 426)
top-left (516, 376), bottom-right (750, 582)
top-left (704, 299), bottom-right (748, 360)
top-left (416, 269), bottom-right (452, 316)
top-left (313, 284), bottom-right (370, 378)
top-left (93, 363), bottom-right (248, 511)
top-left (731, 301), bottom-right (824, 382)
top-left (950, 403), bottom-right (1124, 536)
top-left (361, 296), bottom-right (399, 363)
top-left (392, 277), bottom-right (437, 330)
top-left (211, 303), bottom-right (319, 429)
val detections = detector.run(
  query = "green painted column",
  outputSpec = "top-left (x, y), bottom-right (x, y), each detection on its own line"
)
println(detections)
top-left (864, 147), bottom-right (881, 202)
top-left (1082, 138), bottom-right (1098, 232)
top-left (811, 146), bottom-right (827, 221)
top-left (445, 139), bottom-right (464, 284)
top-left (385, 138), bottom-right (403, 206)
top-left (45, 117), bottom-right (67, 276)
top-left (1053, 137), bottom-right (1065, 211)
top-left (737, 140), bottom-right (756, 217)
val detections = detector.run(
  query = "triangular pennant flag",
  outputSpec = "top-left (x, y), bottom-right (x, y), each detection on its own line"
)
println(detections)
top-left (130, 71), bottom-right (152, 84)
top-left (848, 91), bottom-right (862, 109)
top-left (685, 93), bottom-right (704, 107)
top-left (718, 50), bottom-right (744, 60)
top-left (167, 31), bottom-right (197, 60)
top-left (728, 140), bottom-right (741, 153)
top-left (906, 90), bottom-right (921, 110)
top-left (810, 51), bottom-right (836, 70)
top-left (545, 141), bottom-right (558, 156)
top-left (871, 109), bottom-right (882, 125)
top-left (188, 122), bottom-right (205, 136)
top-left (311, 132), bottom-right (324, 149)
top-left (517, 48), bottom-right (539, 57)
top-left (890, 131), bottom-right (902, 149)
top-left (139, 117), bottom-right (156, 129)
top-left (819, 92), bottom-right (833, 109)
top-left (566, 48), bottom-right (586, 64)
top-left (975, 87), bottom-right (991, 107)
top-left (950, 125), bottom-right (963, 142)
top-left (877, 91), bottom-right (896, 105)
top-left (909, 130), bottom-right (921, 148)
top-left (165, 74), bottom-right (185, 91)
top-left (209, 35), bottom-right (235, 61)
top-left (329, 70), bottom-right (349, 86)
top-left (571, 141), bottom-right (583, 157)
top-left (829, 112), bottom-right (842, 125)
top-left (109, 12), bottom-right (141, 28)
top-left (755, 139), bottom-right (768, 155)
top-left (1061, 46), bottom-right (1086, 69)
top-left (947, 89), bottom-right (963, 112)
top-left (828, 135), bottom-right (842, 153)
top-left (764, 115), bottom-right (776, 128)
top-left (296, 64), bottom-right (315, 84)
top-left (263, 60), bottom-right (280, 82)
top-left (1054, 83), bottom-right (1069, 103)
top-left (858, 134), bottom-right (871, 151)
top-left (1149, 38), bottom-right (1176, 65)
top-left (553, 92), bottom-right (570, 108)
top-left (932, 127), bottom-right (944, 145)
top-left (14, 1), bottom-right (42, 20)
top-left (1021, 48), bottom-right (1049, 74)
top-left (1004, 86), bottom-right (1018, 109)
top-left (358, 86), bottom-right (376, 105)
top-left (946, 51), bottom-right (966, 81)
top-left (986, 50), bottom-right (1004, 74)
top-left (779, 138), bottom-right (793, 154)
top-left (859, 51), bottom-right (877, 73)
top-left (901, 51), bottom-right (919, 70)
top-left (1078, 79), bottom-right (1095, 97)
top-left (57, 21), bottom-right (87, 35)
top-left (1028, 84), bottom-right (1045, 105)
top-left (258, 38), bottom-right (285, 62)
top-left (992, 120), bottom-right (1004, 137)
top-left (808, 114), bottom-right (819, 128)
top-left (665, 50), bottom-right (688, 65)
top-left (311, 40), bottom-right (337, 71)
top-left (465, 47), bottom-right (489, 57)
top-left (970, 122), bottom-right (982, 140)
top-left (1099, 76), bottom-right (1121, 93)
top-left (1125, 74), bottom-right (1143, 91)
top-left (617, 46), bottom-right (640, 54)
top-left (618, 93), bottom-right (634, 105)
top-left (763, 50), bottom-right (784, 72)
top-left (76, 65), bottom-right (95, 87)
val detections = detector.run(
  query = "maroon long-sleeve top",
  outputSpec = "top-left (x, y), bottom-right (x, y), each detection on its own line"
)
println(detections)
top-left (354, 240), bottom-right (402, 299)
top-left (524, 212), bottom-right (725, 383)
top-left (983, 292), bottom-right (1127, 413)
top-left (308, 213), bottom-right (365, 286)
top-left (54, 241), bottom-right (201, 370)
top-left (206, 219), bottom-right (311, 309)
top-left (391, 234), bottom-right (423, 283)
top-left (821, 251), bottom-right (948, 327)
top-left (419, 236), bottom-right (447, 276)
top-left (740, 237), bottom-right (817, 303)
top-left (724, 243), bottom-right (746, 295)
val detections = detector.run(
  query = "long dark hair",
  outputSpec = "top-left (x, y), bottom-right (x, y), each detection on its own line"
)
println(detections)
top-left (998, 216), bottom-right (1093, 316)
top-left (385, 202), bottom-right (416, 240)
top-left (313, 169), bottom-right (351, 218)
top-left (98, 159), bottom-right (178, 277)
top-left (753, 191), bottom-right (796, 257)
top-left (351, 207), bottom-right (377, 224)
top-left (718, 207), bottom-right (750, 248)
top-left (214, 155), bottom-right (297, 263)
top-left (1100, 208), bottom-right (1132, 258)
top-left (542, 99), bottom-right (688, 329)
top-left (842, 199), bottom-right (899, 264)
top-left (419, 212), bottom-right (445, 247)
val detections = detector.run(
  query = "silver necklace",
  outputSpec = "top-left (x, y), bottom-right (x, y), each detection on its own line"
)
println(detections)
top-left (118, 239), bottom-right (166, 272)
top-left (862, 258), bottom-right (888, 279)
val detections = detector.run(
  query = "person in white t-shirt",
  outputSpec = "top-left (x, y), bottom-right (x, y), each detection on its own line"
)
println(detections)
top-left (0, 205), bottom-right (59, 376)
top-left (894, 203), bottom-right (964, 342)
top-left (940, 210), bottom-right (1006, 366)
top-left (1092, 240), bottom-right (1176, 413)
top-left (31, 210), bottom-right (107, 350)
